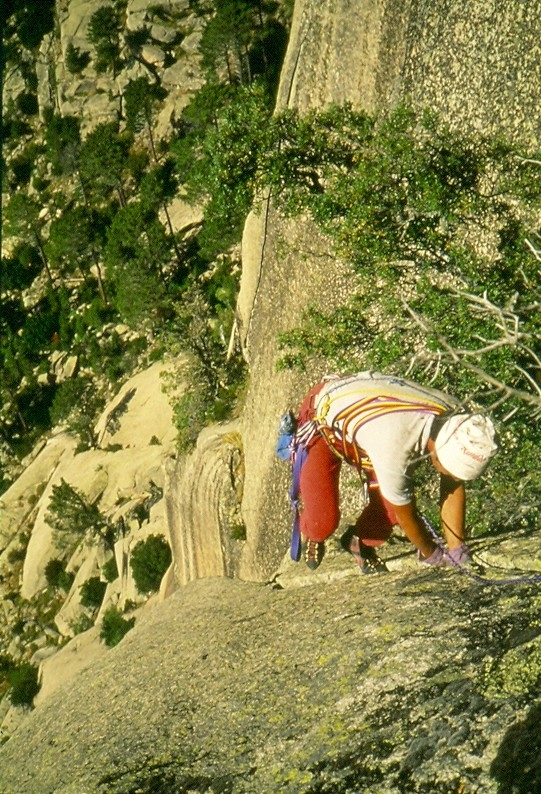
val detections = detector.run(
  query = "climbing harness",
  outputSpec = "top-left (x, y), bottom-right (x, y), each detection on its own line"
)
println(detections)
top-left (421, 514), bottom-right (541, 587)
top-left (280, 377), bottom-right (457, 564)
top-left (314, 377), bottom-right (454, 469)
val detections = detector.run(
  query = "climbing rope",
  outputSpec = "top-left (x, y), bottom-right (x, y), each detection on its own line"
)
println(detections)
top-left (420, 515), bottom-right (541, 587)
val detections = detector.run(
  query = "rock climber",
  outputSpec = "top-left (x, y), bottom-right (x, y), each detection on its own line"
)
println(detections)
top-left (291, 371), bottom-right (498, 573)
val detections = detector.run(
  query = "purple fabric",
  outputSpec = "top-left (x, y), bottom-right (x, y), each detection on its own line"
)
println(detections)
top-left (289, 444), bottom-right (308, 561)
top-left (419, 546), bottom-right (445, 565)
top-left (446, 543), bottom-right (471, 566)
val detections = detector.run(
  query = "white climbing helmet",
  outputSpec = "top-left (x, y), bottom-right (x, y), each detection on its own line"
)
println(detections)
top-left (435, 413), bottom-right (498, 481)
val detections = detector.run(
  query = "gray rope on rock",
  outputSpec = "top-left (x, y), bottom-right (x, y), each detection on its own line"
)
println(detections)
top-left (420, 514), bottom-right (541, 587)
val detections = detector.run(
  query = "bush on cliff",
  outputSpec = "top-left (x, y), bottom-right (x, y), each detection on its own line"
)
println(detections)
top-left (181, 96), bottom-right (541, 534)
top-left (100, 606), bottom-right (135, 648)
top-left (130, 534), bottom-right (172, 594)
top-left (7, 662), bottom-right (40, 707)
top-left (79, 577), bottom-right (107, 610)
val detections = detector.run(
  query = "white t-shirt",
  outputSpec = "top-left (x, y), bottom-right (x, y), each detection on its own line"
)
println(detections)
top-left (315, 372), bottom-right (460, 505)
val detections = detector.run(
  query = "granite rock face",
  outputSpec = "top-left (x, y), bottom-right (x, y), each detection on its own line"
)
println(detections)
top-left (35, 0), bottom-right (201, 135)
top-left (229, 0), bottom-right (541, 584)
top-left (0, 530), bottom-right (540, 793)
top-left (0, 361), bottom-right (181, 733)
top-left (1, 1), bottom-right (541, 789)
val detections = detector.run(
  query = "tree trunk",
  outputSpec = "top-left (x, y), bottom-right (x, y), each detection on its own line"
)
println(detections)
top-left (35, 233), bottom-right (56, 287)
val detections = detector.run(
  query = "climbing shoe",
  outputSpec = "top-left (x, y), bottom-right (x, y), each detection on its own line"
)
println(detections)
top-left (303, 538), bottom-right (325, 570)
top-left (418, 546), bottom-right (446, 566)
top-left (340, 527), bottom-right (388, 575)
top-left (446, 543), bottom-right (472, 566)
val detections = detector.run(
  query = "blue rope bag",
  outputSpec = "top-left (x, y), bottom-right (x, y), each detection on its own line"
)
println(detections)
top-left (275, 411), bottom-right (319, 562)
top-left (288, 444), bottom-right (308, 562)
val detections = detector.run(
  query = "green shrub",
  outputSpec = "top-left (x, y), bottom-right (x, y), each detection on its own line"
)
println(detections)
top-left (230, 523), bottom-right (247, 541)
top-left (14, 0), bottom-right (55, 49)
top-left (87, 5), bottom-right (124, 77)
top-left (0, 655), bottom-right (15, 675)
top-left (15, 92), bottom-right (38, 116)
top-left (10, 153), bottom-right (34, 187)
top-left (7, 545), bottom-right (27, 564)
top-left (102, 556), bottom-right (119, 583)
top-left (44, 559), bottom-right (74, 591)
top-left (100, 606), bottom-right (135, 647)
top-left (44, 112), bottom-right (81, 175)
top-left (7, 663), bottom-right (40, 707)
top-left (46, 478), bottom-right (109, 548)
top-left (71, 614), bottom-right (95, 635)
top-left (65, 42), bottom-right (91, 74)
top-left (79, 576), bottom-right (107, 609)
top-left (130, 534), bottom-right (172, 594)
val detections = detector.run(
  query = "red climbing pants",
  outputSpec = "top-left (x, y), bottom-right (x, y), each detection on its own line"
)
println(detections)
top-left (297, 385), bottom-right (399, 546)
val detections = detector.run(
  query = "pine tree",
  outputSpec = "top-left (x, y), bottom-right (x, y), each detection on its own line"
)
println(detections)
top-left (46, 479), bottom-right (111, 549)
top-left (87, 4), bottom-right (123, 77)
top-left (79, 122), bottom-right (132, 207)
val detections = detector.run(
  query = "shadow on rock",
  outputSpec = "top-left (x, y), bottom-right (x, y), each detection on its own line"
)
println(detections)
top-left (490, 702), bottom-right (541, 793)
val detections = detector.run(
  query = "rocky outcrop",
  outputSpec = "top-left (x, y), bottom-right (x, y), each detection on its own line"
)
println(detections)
top-left (34, 0), bottom-right (203, 135)
top-left (0, 529), bottom-right (540, 793)
top-left (164, 422), bottom-right (246, 585)
top-left (14, 359), bottom-right (179, 601)
top-left (0, 359), bottom-right (181, 731)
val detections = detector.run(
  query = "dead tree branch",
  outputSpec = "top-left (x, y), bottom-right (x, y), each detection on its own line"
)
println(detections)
top-left (403, 297), bottom-right (541, 415)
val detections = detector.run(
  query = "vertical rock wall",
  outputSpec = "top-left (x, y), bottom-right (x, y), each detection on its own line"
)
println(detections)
top-left (234, 0), bottom-right (541, 582)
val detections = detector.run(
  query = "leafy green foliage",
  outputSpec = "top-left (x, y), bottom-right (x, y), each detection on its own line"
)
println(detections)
top-left (129, 534), bottom-right (172, 593)
top-left (275, 108), bottom-right (541, 533)
top-left (175, 95), bottom-right (373, 259)
top-left (199, 0), bottom-right (254, 83)
top-left (46, 205), bottom-right (101, 279)
top-left (15, 91), bottom-right (38, 116)
top-left (7, 662), bottom-right (40, 707)
top-left (100, 606), bottom-right (135, 647)
top-left (198, 0), bottom-right (288, 93)
top-left (4, 193), bottom-right (46, 255)
top-left (124, 77), bottom-right (167, 135)
top-left (79, 122), bottom-right (133, 205)
top-left (1, 0), bottom-right (292, 463)
top-left (44, 112), bottom-right (81, 175)
top-left (164, 267), bottom-right (246, 451)
top-left (65, 42), bottom-right (91, 74)
top-left (277, 299), bottom-right (371, 372)
top-left (104, 202), bottom-right (169, 325)
top-left (44, 559), bottom-right (74, 591)
top-left (124, 25), bottom-right (152, 59)
top-left (5, 0), bottom-right (55, 50)
top-left (0, 284), bottom-right (77, 447)
top-left (71, 614), bottom-right (95, 635)
top-left (87, 4), bottom-right (124, 76)
top-left (9, 142), bottom-right (43, 189)
top-left (178, 88), bottom-right (541, 533)
top-left (79, 576), bottom-right (107, 609)
top-left (102, 556), bottom-right (119, 583)
top-left (2, 243), bottom-right (41, 290)
top-left (48, 375), bottom-right (105, 450)
top-left (139, 160), bottom-right (178, 213)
